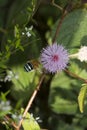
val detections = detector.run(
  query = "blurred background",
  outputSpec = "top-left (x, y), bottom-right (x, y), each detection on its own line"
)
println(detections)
top-left (0, 0), bottom-right (87, 130)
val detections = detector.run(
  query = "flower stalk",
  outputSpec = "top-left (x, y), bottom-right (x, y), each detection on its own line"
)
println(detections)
top-left (17, 74), bottom-right (45, 130)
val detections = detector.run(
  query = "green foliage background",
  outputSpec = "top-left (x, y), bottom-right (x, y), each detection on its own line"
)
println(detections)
top-left (0, 0), bottom-right (87, 130)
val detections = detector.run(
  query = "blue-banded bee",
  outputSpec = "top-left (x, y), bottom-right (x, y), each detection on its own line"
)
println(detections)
top-left (24, 60), bottom-right (40, 72)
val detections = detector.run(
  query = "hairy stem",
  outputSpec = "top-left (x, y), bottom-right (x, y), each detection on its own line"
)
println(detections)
top-left (17, 74), bottom-right (45, 130)
top-left (65, 69), bottom-right (87, 83)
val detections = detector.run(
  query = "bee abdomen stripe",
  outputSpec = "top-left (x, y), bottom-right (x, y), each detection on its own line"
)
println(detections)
top-left (24, 63), bottom-right (33, 72)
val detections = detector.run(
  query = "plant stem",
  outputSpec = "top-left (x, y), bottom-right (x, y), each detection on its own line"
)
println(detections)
top-left (52, 9), bottom-right (67, 43)
top-left (69, 53), bottom-right (78, 58)
top-left (17, 74), bottom-right (45, 130)
top-left (65, 69), bottom-right (87, 83)
top-left (51, 0), bottom-right (63, 11)
top-left (5, 116), bottom-right (18, 129)
top-left (52, 0), bottom-right (74, 43)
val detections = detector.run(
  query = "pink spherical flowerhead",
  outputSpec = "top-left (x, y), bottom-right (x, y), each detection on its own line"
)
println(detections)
top-left (40, 43), bottom-right (69, 73)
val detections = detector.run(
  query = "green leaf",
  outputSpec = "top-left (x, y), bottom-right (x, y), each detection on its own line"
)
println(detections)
top-left (0, 91), bottom-right (11, 118)
top-left (78, 84), bottom-right (87, 113)
top-left (8, 31), bottom-right (42, 102)
top-left (14, 25), bottom-right (20, 39)
top-left (49, 114), bottom-right (84, 130)
top-left (10, 68), bottom-right (39, 102)
top-left (68, 61), bottom-right (87, 79)
top-left (18, 45), bottom-right (24, 51)
top-left (1, 91), bottom-right (10, 101)
top-left (55, 121), bottom-right (83, 130)
top-left (5, 45), bottom-right (10, 52)
top-left (48, 72), bottom-right (80, 115)
top-left (52, 9), bottom-right (87, 49)
top-left (15, 39), bottom-right (21, 48)
top-left (6, 0), bottom-right (37, 27)
top-left (49, 61), bottom-right (87, 114)
top-left (0, 111), bottom-right (10, 118)
top-left (21, 109), bottom-right (40, 130)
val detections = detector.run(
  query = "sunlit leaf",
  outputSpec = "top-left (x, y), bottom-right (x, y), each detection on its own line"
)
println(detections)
top-left (21, 109), bottom-right (40, 130)
top-left (8, 31), bottom-right (42, 102)
top-left (52, 9), bottom-right (87, 50)
top-left (14, 25), bottom-right (20, 39)
top-left (78, 84), bottom-right (87, 113)
top-left (48, 72), bottom-right (79, 115)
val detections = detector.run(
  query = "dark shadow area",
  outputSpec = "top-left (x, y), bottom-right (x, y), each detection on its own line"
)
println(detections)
top-left (80, 35), bottom-right (87, 46)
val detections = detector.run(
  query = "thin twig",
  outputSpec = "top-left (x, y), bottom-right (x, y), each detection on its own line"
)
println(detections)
top-left (4, 115), bottom-right (18, 129)
top-left (0, 28), bottom-right (7, 34)
top-left (52, 9), bottom-right (67, 43)
top-left (52, 0), bottom-right (74, 43)
top-left (17, 74), bottom-right (45, 130)
top-left (65, 69), bottom-right (87, 83)
top-left (51, 0), bottom-right (63, 11)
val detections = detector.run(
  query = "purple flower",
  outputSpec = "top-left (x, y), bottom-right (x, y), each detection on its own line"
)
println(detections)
top-left (40, 43), bottom-right (69, 73)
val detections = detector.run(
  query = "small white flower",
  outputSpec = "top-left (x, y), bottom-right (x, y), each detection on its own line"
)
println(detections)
top-left (4, 75), bottom-right (12, 82)
top-left (22, 26), bottom-right (33, 37)
top-left (26, 32), bottom-right (31, 37)
top-left (29, 25), bottom-right (33, 30)
top-left (0, 79), bottom-right (4, 82)
top-left (3, 70), bottom-right (19, 82)
top-left (14, 74), bottom-right (19, 79)
top-left (12, 113), bottom-right (22, 123)
top-left (77, 46), bottom-right (87, 62)
top-left (35, 117), bottom-right (42, 123)
top-left (0, 101), bottom-right (11, 111)
top-left (22, 32), bottom-right (25, 35)
top-left (9, 70), bottom-right (13, 75)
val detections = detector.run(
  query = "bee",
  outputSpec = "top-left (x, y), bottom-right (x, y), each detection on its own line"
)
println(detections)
top-left (24, 60), bottom-right (40, 72)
